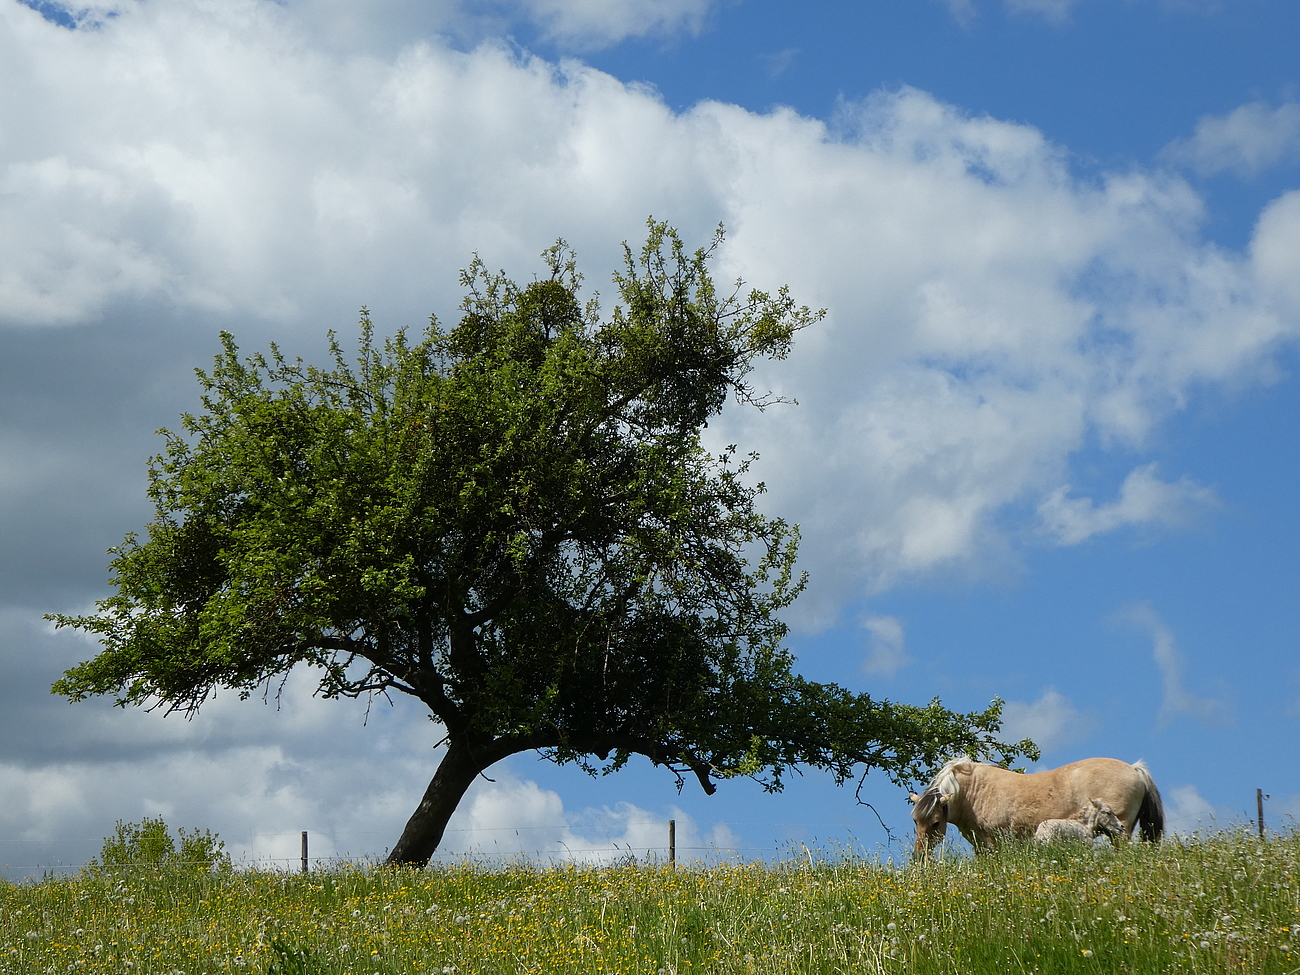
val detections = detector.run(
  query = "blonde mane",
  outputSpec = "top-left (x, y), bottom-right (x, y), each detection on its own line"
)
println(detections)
top-left (925, 756), bottom-right (976, 799)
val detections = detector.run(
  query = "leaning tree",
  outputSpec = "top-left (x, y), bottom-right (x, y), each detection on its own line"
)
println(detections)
top-left (51, 221), bottom-right (1035, 865)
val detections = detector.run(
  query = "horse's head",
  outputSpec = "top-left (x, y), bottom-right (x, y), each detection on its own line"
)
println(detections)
top-left (909, 789), bottom-right (952, 858)
top-left (1086, 798), bottom-right (1123, 838)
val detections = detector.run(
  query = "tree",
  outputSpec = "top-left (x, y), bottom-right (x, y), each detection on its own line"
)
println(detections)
top-left (91, 817), bottom-right (230, 873)
top-left (51, 221), bottom-right (1036, 866)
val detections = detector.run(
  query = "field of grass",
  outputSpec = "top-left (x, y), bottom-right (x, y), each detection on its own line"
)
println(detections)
top-left (3, 831), bottom-right (1298, 974)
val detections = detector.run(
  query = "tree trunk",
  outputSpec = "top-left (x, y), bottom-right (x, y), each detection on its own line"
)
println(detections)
top-left (386, 736), bottom-right (485, 866)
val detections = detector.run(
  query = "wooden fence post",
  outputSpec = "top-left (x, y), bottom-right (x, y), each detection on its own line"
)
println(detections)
top-left (301, 831), bottom-right (309, 874)
top-left (669, 819), bottom-right (675, 866)
top-left (1257, 789), bottom-right (1265, 840)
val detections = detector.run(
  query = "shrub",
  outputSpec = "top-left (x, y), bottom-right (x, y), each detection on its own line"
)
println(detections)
top-left (90, 816), bottom-right (231, 872)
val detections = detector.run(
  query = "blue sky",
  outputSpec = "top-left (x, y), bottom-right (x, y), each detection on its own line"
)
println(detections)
top-left (1, 0), bottom-right (1298, 875)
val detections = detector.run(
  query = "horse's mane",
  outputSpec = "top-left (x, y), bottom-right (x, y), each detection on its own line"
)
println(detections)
top-left (921, 755), bottom-right (976, 799)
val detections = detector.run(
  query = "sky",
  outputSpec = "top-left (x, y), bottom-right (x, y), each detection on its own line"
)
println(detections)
top-left (2, 0), bottom-right (1299, 877)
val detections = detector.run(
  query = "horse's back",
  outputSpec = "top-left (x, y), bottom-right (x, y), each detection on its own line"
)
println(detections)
top-left (961, 758), bottom-right (1148, 840)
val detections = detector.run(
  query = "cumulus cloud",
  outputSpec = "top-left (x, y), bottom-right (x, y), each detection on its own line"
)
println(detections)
top-left (17, 0), bottom-right (717, 53)
top-left (1252, 190), bottom-right (1300, 321)
top-left (0, 748), bottom-right (739, 876)
top-left (761, 46), bottom-right (800, 79)
top-left (1003, 0), bottom-right (1075, 23)
top-left (946, 0), bottom-right (1223, 22)
top-left (1162, 101), bottom-right (1300, 178)
top-left (0, 635), bottom-right (738, 875)
top-left (3, 0), bottom-right (1300, 870)
top-left (940, 0), bottom-right (978, 26)
top-left (444, 775), bottom-right (740, 865)
top-left (1278, 793), bottom-right (1300, 832)
top-left (861, 615), bottom-right (913, 677)
top-left (1164, 783), bottom-right (1236, 837)
top-left (2, 0), bottom-right (1296, 610)
top-left (716, 90), bottom-right (1296, 613)
top-left (999, 688), bottom-right (1095, 754)
top-left (0, 681), bottom-right (436, 873)
top-left (507, 0), bottom-right (716, 48)
top-left (1037, 463), bottom-right (1219, 546)
top-left (1116, 603), bottom-right (1231, 729)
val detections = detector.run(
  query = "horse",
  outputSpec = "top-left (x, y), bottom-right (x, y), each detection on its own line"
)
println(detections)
top-left (908, 756), bottom-right (1164, 858)
top-left (1034, 798), bottom-right (1123, 844)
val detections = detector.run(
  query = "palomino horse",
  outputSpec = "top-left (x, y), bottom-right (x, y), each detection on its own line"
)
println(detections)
top-left (909, 757), bottom-right (1163, 857)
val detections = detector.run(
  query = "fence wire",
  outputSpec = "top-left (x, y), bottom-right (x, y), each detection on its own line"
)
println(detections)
top-left (2, 820), bottom-right (891, 879)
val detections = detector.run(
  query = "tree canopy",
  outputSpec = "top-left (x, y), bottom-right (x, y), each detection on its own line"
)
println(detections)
top-left (51, 221), bottom-right (1036, 865)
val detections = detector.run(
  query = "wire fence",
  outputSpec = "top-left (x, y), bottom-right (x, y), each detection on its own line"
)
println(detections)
top-left (2, 820), bottom-right (898, 879)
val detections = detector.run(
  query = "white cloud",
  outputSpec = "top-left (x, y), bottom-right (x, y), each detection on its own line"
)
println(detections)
top-left (507, 0), bottom-right (716, 48)
top-left (1117, 603), bottom-right (1231, 729)
top-left (0, 660), bottom-right (444, 874)
top-left (943, 0), bottom-right (1223, 23)
top-left (999, 688), bottom-right (1095, 754)
top-left (1164, 783), bottom-right (1237, 837)
top-left (3, 4), bottom-right (1297, 623)
top-left (941, 0), bottom-right (978, 26)
top-left (1252, 190), bottom-right (1300, 321)
top-left (715, 90), bottom-right (1296, 615)
top-left (761, 46), bottom-right (799, 79)
top-left (1, 611), bottom-right (747, 875)
top-left (1278, 794), bottom-right (1300, 833)
top-left (1163, 101), bottom-right (1300, 178)
top-left (861, 615), bottom-right (913, 677)
top-left (1037, 462), bottom-right (1219, 546)
top-left (444, 774), bottom-right (740, 865)
top-left (2, 0), bottom-right (1298, 877)
top-left (15, 0), bottom-right (714, 54)
top-left (1003, 0), bottom-right (1075, 23)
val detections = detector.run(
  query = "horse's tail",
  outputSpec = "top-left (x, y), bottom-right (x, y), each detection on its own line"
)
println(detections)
top-left (1132, 760), bottom-right (1164, 843)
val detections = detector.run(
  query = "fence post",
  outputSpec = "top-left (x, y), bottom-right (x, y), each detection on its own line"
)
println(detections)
top-left (669, 819), bottom-right (675, 867)
top-left (301, 831), bottom-right (309, 874)
top-left (1257, 789), bottom-right (1265, 840)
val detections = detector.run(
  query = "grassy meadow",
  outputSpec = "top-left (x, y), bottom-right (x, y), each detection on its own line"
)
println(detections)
top-left (2, 831), bottom-right (1298, 974)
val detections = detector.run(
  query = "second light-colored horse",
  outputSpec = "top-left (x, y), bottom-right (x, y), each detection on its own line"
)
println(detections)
top-left (909, 757), bottom-right (1163, 858)
top-left (1034, 798), bottom-right (1123, 844)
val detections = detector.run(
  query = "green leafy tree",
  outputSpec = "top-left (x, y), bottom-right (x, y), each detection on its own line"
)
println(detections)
top-left (51, 222), bottom-right (1035, 866)
top-left (92, 817), bottom-right (230, 872)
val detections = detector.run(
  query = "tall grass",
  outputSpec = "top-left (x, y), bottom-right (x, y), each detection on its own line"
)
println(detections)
top-left (3, 831), bottom-right (1298, 974)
